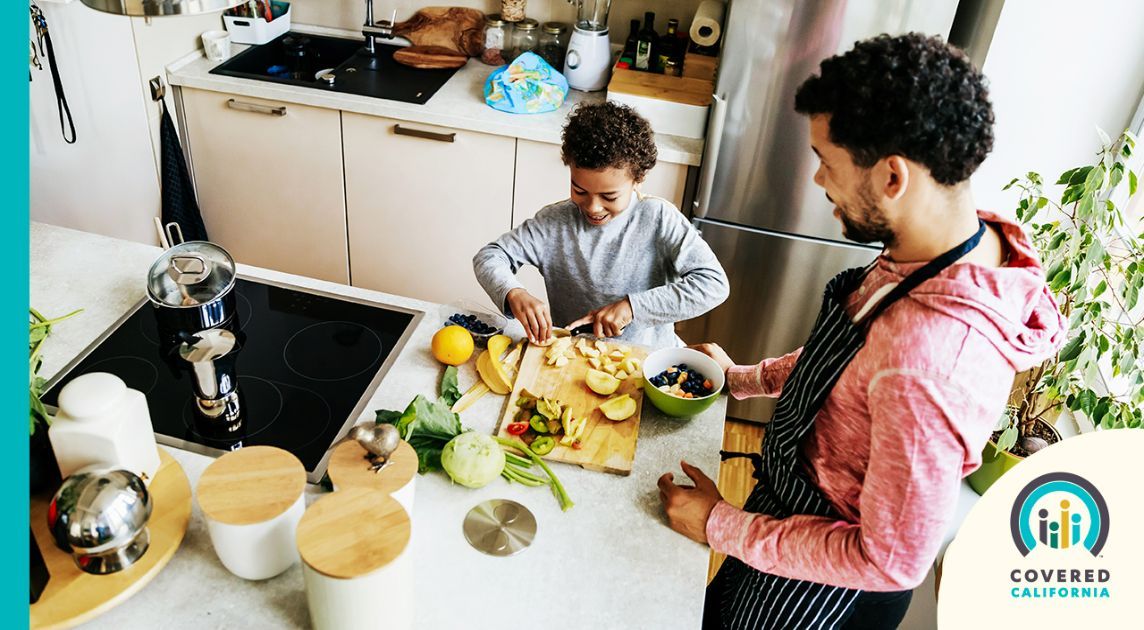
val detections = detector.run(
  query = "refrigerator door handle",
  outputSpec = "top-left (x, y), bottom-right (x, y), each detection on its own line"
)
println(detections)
top-left (692, 93), bottom-right (728, 220)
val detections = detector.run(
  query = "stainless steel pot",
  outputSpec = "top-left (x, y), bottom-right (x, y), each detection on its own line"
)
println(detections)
top-left (147, 241), bottom-right (237, 335)
top-left (47, 468), bottom-right (153, 575)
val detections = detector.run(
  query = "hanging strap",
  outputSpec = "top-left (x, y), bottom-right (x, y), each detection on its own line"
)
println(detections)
top-left (31, 3), bottom-right (76, 144)
top-left (859, 219), bottom-right (986, 325)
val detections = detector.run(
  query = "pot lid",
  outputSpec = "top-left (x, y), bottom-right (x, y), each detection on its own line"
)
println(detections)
top-left (147, 241), bottom-right (236, 308)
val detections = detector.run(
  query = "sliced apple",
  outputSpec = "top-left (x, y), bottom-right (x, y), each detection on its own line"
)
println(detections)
top-left (554, 355), bottom-right (570, 367)
top-left (586, 368), bottom-right (621, 395)
top-left (615, 370), bottom-right (629, 380)
top-left (599, 394), bottom-right (637, 421)
top-left (603, 363), bottom-right (618, 375)
top-left (594, 340), bottom-right (609, 354)
top-left (588, 356), bottom-right (602, 369)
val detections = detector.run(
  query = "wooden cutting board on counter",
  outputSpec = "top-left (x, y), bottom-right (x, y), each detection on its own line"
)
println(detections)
top-left (495, 338), bottom-right (648, 476)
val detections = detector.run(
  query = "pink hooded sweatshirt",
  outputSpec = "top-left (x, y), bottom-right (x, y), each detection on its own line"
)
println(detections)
top-left (706, 211), bottom-right (1065, 591)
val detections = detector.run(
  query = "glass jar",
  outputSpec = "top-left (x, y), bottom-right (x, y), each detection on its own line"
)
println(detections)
top-left (511, 18), bottom-right (539, 60)
top-left (538, 22), bottom-right (568, 71)
top-left (501, 0), bottom-right (526, 23)
top-left (480, 13), bottom-right (512, 66)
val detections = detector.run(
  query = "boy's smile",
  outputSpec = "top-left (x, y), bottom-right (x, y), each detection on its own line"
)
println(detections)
top-left (570, 165), bottom-right (638, 227)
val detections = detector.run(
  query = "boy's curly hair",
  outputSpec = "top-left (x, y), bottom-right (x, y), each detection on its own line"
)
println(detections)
top-left (795, 32), bottom-right (994, 186)
top-left (561, 102), bottom-right (658, 183)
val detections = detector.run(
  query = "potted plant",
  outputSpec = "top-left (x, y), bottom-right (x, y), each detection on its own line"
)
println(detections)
top-left (29, 307), bottom-right (81, 495)
top-left (968, 129), bottom-right (1143, 494)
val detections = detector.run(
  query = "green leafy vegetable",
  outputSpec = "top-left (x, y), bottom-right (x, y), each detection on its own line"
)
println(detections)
top-left (440, 365), bottom-right (462, 407)
top-left (29, 307), bottom-right (82, 435)
top-left (376, 395), bottom-right (463, 473)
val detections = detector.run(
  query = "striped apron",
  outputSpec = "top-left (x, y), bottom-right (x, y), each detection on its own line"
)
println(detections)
top-left (707, 220), bottom-right (986, 630)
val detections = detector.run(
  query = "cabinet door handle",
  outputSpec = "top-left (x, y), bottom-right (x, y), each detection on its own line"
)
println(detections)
top-left (393, 124), bottom-right (455, 143)
top-left (226, 98), bottom-right (287, 117)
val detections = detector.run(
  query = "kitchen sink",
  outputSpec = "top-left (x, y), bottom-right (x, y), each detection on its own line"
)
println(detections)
top-left (210, 32), bottom-right (460, 105)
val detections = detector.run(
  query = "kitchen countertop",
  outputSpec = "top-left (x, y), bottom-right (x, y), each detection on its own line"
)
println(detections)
top-left (166, 25), bottom-right (705, 166)
top-left (30, 222), bottom-right (726, 629)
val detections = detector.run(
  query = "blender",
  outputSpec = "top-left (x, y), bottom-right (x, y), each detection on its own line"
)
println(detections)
top-left (564, 0), bottom-right (614, 91)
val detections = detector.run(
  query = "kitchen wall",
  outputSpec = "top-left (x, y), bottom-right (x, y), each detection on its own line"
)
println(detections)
top-left (30, 1), bottom-right (223, 246)
top-left (971, 0), bottom-right (1144, 217)
top-left (289, 0), bottom-right (708, 44)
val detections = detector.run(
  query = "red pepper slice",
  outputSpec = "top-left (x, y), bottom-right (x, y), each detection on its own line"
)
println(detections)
top-left (506, 421), bottom-right (529, 436)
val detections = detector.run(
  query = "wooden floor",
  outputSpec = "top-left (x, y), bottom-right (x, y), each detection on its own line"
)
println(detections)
top-left (708, 418), bottom-right (765, 583)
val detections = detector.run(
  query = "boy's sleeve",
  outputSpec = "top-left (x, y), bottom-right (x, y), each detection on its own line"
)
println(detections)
top-left (627, 207), bottom-right (730, 327)
top-left (473, 215), bottom-right (549, 316)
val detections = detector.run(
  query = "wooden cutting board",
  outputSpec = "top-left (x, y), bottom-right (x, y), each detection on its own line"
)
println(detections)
top-left (392, 7), bottom-right (485, 57)
top-left (393, 45), bottom-right (469, 69)
top-left (495, 338), bottom-right (647, 476)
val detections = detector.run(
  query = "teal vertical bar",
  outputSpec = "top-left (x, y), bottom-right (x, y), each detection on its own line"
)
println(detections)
top-left (6, 0), bottom-right (31, 625)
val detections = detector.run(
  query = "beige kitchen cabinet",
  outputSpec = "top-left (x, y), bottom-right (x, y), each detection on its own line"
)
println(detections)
top-left (342, 112), bottom-right (515, 306)
top-left (509, 138), bottom-right (691, 303)
top-left (179, 88), bottom-right (349, 283)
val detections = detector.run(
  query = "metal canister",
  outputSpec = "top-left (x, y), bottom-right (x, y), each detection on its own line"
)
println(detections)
top-left (47, 468), bottom-right (153, 575)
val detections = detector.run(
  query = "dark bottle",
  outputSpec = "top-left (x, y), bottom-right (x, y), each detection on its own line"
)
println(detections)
top-left (31, 528), bottom-right (50, 604)
top-left (658, 19), bottom-right (680, 71)
top-left (635, 11), bottom-right (657, 71)
top-left (623, 19), bottom-right (640, 59)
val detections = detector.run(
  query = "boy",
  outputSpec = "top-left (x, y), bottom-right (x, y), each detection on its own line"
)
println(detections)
top-left (473, 102), bottom-right (729, 347)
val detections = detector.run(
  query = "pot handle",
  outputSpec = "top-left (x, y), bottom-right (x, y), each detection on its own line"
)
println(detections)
top-left (164, 222), bottom-right (185, 248)
top-left (167, 254), bottom-right (210, 284)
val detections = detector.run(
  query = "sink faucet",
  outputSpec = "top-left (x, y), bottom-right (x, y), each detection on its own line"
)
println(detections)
top-left (363, 0), bottom-right (397, 55)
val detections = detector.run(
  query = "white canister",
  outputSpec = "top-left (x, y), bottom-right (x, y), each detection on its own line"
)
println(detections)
top-left (298, 488), bottom-right (414, 630)
top-left (196, 446), bottom-right (306, 580)
top-left (49, 372), bottom-right (161, 483)
top-left (326, 439), bottom-right (417, 514)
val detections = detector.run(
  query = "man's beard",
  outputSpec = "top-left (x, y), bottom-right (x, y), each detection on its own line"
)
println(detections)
top-left (835, 182), bottom-right (894, 246)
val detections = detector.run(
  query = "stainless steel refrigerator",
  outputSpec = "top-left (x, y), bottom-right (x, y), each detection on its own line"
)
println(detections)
top-left (678, 0), bottom-right (967, 423)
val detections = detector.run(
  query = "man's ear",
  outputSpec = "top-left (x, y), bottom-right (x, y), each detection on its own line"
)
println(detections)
top-left (875, 156), bottom-right (910, 201)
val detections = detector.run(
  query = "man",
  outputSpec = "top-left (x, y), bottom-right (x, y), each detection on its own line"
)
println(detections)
top-left (657, 33), bottom-right (1065, 629)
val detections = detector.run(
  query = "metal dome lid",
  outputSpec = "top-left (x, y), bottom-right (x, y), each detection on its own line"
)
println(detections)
top-left (48, 468), bottom-right (153, 556)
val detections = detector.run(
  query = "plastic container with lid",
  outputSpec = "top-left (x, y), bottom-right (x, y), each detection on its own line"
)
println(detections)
top-left (196, 446), bottom-right (307, 580)
top-left (49, 372), bottom-right (161, 484)
top-left (511, 18), bottom-right (539, 60)
top-left (539, 21), bottom-right (568, 71)
top-left (327, 438), bottom-right (417, 514)
top-left (298, 488), bottom-right (413, 630)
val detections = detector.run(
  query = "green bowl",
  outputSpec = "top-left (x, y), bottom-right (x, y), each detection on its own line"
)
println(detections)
top-left (641, 348), bottom-right (725, 417)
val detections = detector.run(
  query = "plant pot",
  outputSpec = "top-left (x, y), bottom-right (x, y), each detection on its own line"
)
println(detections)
top-left (30, 427), bottom-right (62, 496)
top-left (967, 417), bottom-right (1061, 495)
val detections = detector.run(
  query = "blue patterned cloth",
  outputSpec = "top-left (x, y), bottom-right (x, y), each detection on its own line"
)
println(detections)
top-left (483, 52), bottom-right (568, 114)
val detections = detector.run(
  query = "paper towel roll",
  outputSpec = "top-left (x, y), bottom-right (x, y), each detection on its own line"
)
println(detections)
top-left (690, 0), bottom-right (725, 48)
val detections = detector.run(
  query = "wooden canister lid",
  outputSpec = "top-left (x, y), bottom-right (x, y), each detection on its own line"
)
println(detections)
top-left (327, 439), bottom-right (417, 494)
top-left (196, 446), bottom-right (306, 526)
top-left (297, 487), bottom-right (411, 579)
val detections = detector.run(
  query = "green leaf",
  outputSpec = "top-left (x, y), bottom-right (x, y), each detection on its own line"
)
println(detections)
top-left (1003, 177), bottom-right (1020, 191)
top-left (1127, 274), bottom-right (1142, 312)
top-left (1130, 170), bottom-right (1138, 197)
top-left (1055, 168), bottom-right (1079, 185)
top-left (439, 365), bottom-right (462, 406)
top-left (1058, 332), bottom-right (1085, 362)
top-left (1092, 279), bottom-right (1107, 298)
top-left (1083, 164), bottom-right (1105, 193)
top-left (377, 395), bottom-right (464, 473)
top-left (996, 426), bottom-right (1019, 453)
top-left (1095, 126), bottom-right (1111, 148)
top-left (375, 408), bottom-right (403, 425)
top-left (1069, 166), bottom-right (1093, 185)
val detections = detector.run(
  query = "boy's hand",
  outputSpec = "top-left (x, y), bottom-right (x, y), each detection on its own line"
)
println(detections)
top-left (568, 297), bottom-right (633, 338)
top-left (506, 288), bottom-right (552, 344)
top-left (688, 343), bottom-right (735, 374)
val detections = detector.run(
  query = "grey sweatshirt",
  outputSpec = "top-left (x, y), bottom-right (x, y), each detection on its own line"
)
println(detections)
top-left (473, 193), bottom-right (730, 348)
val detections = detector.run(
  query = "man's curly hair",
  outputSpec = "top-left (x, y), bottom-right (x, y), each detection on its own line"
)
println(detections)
top-left (561, 102), bottom-right (658, 183)
top-left (795, 32), bottom-right (994, 186)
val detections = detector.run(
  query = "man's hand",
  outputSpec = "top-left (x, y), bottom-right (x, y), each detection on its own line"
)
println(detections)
top-left (567, 297), bottom-right (634, 338)
top-left (657, 460), bottom-right (722, 544)
top-left (506, 288), bottom-right (552, 344)
top-left (689, 342), bottom-right (735, 374)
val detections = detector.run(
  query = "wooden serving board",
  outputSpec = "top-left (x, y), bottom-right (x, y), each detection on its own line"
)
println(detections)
top-left (495, 338), bottom-right (647, 476)
top-left (31, 448), bottom-right (192, 630)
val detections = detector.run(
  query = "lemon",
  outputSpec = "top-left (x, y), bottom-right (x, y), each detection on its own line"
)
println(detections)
top-left (431, 325), bottom-right (475, 365)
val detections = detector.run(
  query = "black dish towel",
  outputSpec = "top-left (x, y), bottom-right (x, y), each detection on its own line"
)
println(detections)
top-left (159, 99), bottom-right (209, 242)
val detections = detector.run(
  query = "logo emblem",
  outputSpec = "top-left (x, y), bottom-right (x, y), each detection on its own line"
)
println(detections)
top-left (1010, 472), bottom-right (1109, 556)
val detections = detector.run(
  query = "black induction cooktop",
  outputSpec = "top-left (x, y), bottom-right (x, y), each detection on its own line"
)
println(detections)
top-left (43, 278), bottom-right (423, 483)
top-left (210, 32), bottom-right (460, 105)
